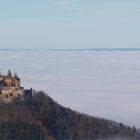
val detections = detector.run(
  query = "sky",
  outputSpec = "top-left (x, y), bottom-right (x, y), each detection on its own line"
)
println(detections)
top-left (0, 0), bottom-right (140, 49)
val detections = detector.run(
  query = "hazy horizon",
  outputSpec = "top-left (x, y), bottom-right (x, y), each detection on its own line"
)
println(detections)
top-left (0, 48), bottom-right (140, 50)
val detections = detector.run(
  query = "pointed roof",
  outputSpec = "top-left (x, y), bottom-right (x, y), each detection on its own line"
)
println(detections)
top-left (7, 69), bottom-right (12, 77)
top-left (14, 72), bottom-right (20, 80)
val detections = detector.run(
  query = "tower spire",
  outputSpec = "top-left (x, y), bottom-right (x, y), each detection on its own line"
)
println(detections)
top-left (7, 69), bottom-right (12, 77)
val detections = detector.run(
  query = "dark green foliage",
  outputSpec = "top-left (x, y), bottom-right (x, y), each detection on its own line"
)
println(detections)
top-left (0, 91), bottom-right (139, 140)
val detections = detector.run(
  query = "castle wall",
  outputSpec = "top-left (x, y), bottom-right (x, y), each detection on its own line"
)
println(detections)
top-left (1, 90), bottom-right (13, 94)
top-left (0, 88), bottom-right (24, 103)
top-left (15, 80), bottom-right (20, 89)
top-left (3, 79), bottom-right (12, 87)
top-left (13, 89), bottom-right (24, 97)
top-left (2, 87), bottom-right (15, 90)
top-left (0, 77), bottom-right (4, 81)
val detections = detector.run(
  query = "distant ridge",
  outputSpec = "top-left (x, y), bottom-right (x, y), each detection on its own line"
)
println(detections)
top-left (0, 48), bottom-right (140, 51)
top-left (0, 49), bottom-right (40, 51)
top-left (48, 48), bottom-right (140, 51)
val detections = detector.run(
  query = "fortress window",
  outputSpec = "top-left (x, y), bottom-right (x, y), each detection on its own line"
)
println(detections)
top-left (18, 94), bottom-right (20, 97)
top-left (6, 95), bottom-right (8, 98)
top-left (10, 94), bottom-right (13, 96)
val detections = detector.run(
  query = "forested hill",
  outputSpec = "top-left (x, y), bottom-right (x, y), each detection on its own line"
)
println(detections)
top-left (0, 91), bottom-right (139, 140)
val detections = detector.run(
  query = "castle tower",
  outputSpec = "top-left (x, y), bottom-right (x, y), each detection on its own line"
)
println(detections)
top-left (14, 73), bottom-right (20, 89)
top-left (15, 79), bottom-right (20, 89)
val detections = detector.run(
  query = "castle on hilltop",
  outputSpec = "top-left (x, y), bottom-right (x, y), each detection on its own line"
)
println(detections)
top-left (0, 69), bottom-right (32, 103)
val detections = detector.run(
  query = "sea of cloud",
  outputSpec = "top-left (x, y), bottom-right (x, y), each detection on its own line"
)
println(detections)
top-left (0, 50), bottom-right (140, 128)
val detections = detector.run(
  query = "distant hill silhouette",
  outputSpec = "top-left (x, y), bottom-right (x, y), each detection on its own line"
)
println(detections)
top-left (0, 91), bottom-right (139, 140)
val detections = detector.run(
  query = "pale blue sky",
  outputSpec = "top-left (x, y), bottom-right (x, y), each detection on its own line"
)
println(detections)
top-left (0, 0), bottom-right (140, 49)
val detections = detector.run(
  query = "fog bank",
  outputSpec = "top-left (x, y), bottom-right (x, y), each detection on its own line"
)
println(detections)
top-left (0, 50), bottom-right (140, 127)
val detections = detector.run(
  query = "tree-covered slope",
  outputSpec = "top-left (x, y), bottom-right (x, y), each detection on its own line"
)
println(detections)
top-left (0, 91), bottom-right (139, 140)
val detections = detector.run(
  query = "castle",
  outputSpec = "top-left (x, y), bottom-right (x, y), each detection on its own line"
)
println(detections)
top-left (0, 70), bottom-right (32, 103)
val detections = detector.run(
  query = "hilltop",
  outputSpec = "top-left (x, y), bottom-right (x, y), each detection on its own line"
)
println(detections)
top-left (0, 91), bottom-right (139, 140)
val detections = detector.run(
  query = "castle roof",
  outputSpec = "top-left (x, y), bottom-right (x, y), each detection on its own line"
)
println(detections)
top-left (0, 75), bottom-right (20, 81)
top-left (0, 70), bottom-right (20, 81)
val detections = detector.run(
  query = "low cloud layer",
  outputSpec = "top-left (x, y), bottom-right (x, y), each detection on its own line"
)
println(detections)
top-left (0, 50), bottom-right (140, 128)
